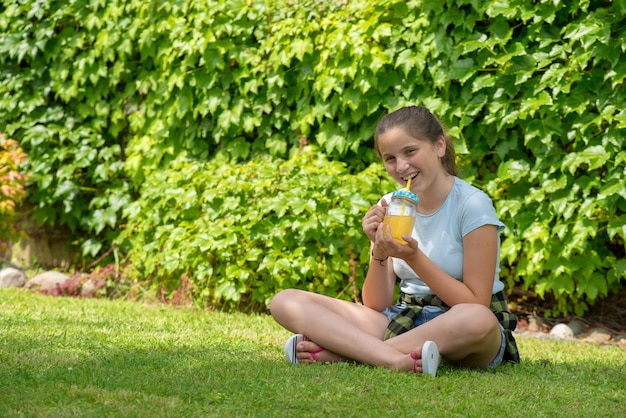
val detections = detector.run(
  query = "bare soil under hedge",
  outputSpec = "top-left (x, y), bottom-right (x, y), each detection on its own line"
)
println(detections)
top-left (510, 285), bottom-right (626, 335)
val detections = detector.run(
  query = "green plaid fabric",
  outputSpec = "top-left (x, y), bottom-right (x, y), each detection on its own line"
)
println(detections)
top-left (384, 290), bottom-right (520, 364)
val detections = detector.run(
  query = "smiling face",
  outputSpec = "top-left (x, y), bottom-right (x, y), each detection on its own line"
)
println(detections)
top-left (374, 106), bottom-right (457, 179)
top-left (377, 127), bottom-right (447, 193)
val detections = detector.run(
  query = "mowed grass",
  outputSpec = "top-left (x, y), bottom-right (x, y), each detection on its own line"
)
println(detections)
top-left (1, 288), bottom-right (624, 417)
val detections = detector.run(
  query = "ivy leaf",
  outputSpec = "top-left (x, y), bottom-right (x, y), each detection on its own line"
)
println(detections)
top-left (82, 238), bottom-right (103, 257)
top-left (497, 160), bottom-right (530, 182)
top-left (448, 58), bottom-right (475, 83)
top-left (226, 137), bottom-right (250, 161)
top-left (607, 215), bottom-right (626, 241)
top-left (290, 38), bottom-right (313, 61)
top-left (561, 145), bottom-right (609, 175)
top-left (617, 259), bottom-right (626, 279)
top-left (92, 207), bottom-right (117, 234)
top-left (597, 178), bottom-right (626, 200)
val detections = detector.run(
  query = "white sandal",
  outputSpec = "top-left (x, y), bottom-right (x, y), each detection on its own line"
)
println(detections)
top-left (410, 340), bottom-right (441, 376)
top-left (284, 334), bottom-right (325, 364)
top-left (284, 334), bottom-right (304, 364)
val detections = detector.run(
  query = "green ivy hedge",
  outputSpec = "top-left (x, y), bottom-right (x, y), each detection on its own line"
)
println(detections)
top-left (1, 0), bottom-right (624, 315)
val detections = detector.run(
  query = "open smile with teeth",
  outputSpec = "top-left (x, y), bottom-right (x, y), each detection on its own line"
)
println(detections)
top-left (401, 172), bottom-right (419, 182)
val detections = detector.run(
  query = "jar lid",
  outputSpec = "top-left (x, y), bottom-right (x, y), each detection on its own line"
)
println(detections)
top-left (391, 190), bottom-right (419, 203)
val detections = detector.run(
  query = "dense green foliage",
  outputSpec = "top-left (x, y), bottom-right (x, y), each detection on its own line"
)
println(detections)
top-left (0, 0), bottom-right (624, 315)
top-left (118, 147), bottom-right (394, 309)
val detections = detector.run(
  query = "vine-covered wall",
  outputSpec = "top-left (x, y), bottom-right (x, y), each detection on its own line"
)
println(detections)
top-left (1, 0), bottom-right (624, 315)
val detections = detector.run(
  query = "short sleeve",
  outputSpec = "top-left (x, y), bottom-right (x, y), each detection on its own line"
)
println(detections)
top-left (460, 190), bottom-right (505, 237)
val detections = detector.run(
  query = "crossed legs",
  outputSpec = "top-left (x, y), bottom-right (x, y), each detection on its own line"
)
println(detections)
top-left (270, 289), bottom-right (502, 371)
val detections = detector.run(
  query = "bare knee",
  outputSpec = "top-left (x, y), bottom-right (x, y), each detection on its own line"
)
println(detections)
top-left (269, 288), bottom-right (313, 322)
top-left (269, 289), bottom-right (297, 315)
top-left (448, 303), bottom-right (500, 341)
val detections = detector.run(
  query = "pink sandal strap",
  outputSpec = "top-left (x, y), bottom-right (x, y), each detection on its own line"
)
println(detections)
top-left (410, 351), bottom-right (419, 373)
top-left (309, 347), bottom-right (325, 362)
top-left (410, 341), bottom-right (441, 376)
top-left (302, 335), bottom-right (325, 362)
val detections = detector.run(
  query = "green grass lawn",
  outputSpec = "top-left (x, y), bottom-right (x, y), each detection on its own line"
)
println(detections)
top-left (1, 288), bottom-right (624, 417)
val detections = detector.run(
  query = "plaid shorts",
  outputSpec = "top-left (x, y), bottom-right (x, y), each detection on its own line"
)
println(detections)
top-left (383, 304), bottom-right (507, 368)
top-left (383, 291), bottom-right (520, 364)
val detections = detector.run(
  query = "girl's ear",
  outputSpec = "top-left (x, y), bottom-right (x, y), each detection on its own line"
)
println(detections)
top-left (435, 135), bottom-right (446, 158)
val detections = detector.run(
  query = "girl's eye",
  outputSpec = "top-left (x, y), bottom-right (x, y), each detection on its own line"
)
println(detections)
top-left (384, 156), bottom-right (396, 162)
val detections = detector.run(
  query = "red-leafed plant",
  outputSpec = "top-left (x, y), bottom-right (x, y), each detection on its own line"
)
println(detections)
top-left (0, 134), bottom-right (28, 253)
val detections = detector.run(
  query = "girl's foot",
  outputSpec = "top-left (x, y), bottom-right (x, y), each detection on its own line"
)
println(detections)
top-left (284, 334), bottom-right (346, 364)
top-left (409, 341), bottom-right (441, 376)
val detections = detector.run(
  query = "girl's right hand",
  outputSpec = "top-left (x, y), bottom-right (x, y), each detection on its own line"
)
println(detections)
top-left (362, 199), bottom-right (388, 242)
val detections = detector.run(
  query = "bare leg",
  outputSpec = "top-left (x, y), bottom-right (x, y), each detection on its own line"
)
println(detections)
top-left (384, 304), bottom-right (503, 367)
top-left (270, 289), bottom-right (416, 371)
top-left (271, 290), bottom-right (502, 370)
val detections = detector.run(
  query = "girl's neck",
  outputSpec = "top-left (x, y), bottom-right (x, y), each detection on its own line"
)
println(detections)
top-left (417, 174), bottom-right (455, 215)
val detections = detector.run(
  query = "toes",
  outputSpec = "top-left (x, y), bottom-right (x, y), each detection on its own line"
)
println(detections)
top-left (297, 340), bottom-right (322, 353)
top-left (296, 341), bottom-right (323, 362)
top-left (410, 351), bottom-right (422, 373)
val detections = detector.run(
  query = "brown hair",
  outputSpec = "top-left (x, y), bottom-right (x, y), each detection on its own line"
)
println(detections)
top-left (374, 106), bottom-right (457, 176)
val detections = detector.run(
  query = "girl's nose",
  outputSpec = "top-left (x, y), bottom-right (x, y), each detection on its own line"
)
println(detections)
top-left (396, 158), bottom-right (410, 172)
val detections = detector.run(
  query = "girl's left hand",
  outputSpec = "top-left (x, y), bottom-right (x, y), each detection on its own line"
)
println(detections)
top-left (374, 222), bottom-right (419, 259)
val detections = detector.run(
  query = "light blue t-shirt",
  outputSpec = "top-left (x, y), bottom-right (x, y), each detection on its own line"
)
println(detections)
top-left (381, 177), bottom-right (505, 297)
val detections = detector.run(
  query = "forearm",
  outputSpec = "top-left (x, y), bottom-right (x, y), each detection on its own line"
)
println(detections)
top-left (405, 250), bottom-right (491, 307)
top-left (362, 249), bottom-right (396, 311)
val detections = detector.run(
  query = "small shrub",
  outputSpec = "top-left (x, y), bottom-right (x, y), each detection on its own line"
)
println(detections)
top-left (117, 146), bottom-right (395, 311)
top-left (0, 134), bottom-right (28, 252)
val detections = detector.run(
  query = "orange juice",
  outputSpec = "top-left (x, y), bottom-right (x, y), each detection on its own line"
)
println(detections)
top-left (382, 214), bottom-right (415, 244)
